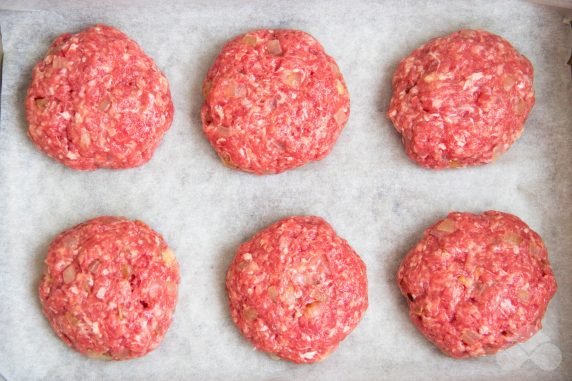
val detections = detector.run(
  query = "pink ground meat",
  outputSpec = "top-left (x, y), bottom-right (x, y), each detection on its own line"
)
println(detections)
top-left (388, 30), bottom-right (534, 169)
top-left (202, 29), bottom-right (350, 174)
top-left (26, 25), bottom-right (173, 170)
top-left (397, 211), bottom-right (557, 358)
top-left (39, 216), bottom-right (180, 360)
top-left (226, 216), bottom-right (368, 363)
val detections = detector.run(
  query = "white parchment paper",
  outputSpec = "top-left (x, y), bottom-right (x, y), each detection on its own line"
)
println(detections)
top-left (0, 1), bottom-right (571, 380)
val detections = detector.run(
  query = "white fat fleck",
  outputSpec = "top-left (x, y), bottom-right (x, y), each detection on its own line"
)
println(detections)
top-left (69, 286), bottom-right (79, 295)
top-left (500, 298), bottom-right (515, 312)
top-left (463, 72), bottom-right (484, 90)
top-left (301, 351), bottom-right (317, 360)
top-left (454, 134), bottom-right (467, 147)
top-left (60, 111), bottom-right (71, 120)
top-left (96, 287), bottom-right (107, 299)
top-left (404, 58), bottom-right (414, 72)
top-left (293, 273), bottom-right (305, 285)
top-left (432, 98), bottom-right (443, 109)
top-left (243, 253), bottom-right (252, 261)
top-left (66, 151), bottom-right (78, 160)
top-left (92, 322), bottom-right (100, 335)
top-left (102, 269), bottom-right (109, 276)
top-left (55, 260), bottom-right (68, 271)
top-left (153, 305), bottom-right (163, 317)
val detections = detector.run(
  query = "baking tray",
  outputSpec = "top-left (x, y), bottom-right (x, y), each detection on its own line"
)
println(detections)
top-left (0, 0), bottom-right (570, 380)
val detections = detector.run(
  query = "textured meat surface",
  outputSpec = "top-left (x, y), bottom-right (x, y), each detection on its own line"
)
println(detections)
top-left (226, 216), bottom-right (368, 363)
top-left (388, 30), bottom-right (534, 169)
top-left (38, 216), bottom-right (180, 360)
top-left (397, 211), bottom-right (557, 358)
top-left (202, 29), bottom-right (350, 174)
top-left (26, 25), bottom-right (174, 170)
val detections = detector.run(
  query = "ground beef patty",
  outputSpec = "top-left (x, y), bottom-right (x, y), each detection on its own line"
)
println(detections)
top-left (202, 29), bottom-right (350, 174)
top-left (39, 216), bottom-right (180, 360)
top-left (26, 25), bottom-right (173, 170)
top-left (397, 211), bottom-right (557, 358)
top-left (226, 216), bottom-right (367, 363)
top-left (388, 30), bottom-right (534, 169)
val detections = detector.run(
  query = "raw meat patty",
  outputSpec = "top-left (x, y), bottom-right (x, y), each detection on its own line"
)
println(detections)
top-left (397, 211), bottom-right (557, 358)
top-left (226, 216), bottom-right (368, 363)
top-left (201, 29), bottom-right (350, 174)
top-left (388, 30), bottom-right (535, 169)
top-left (38, 216), bottom-right (180, 360)
top-left (26, 25), bottom-right (174, 170)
